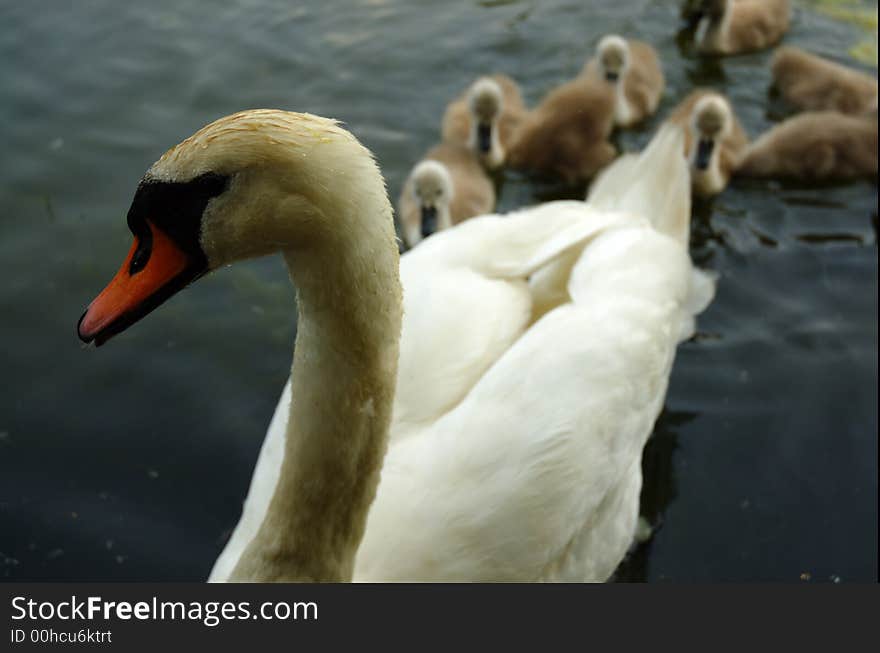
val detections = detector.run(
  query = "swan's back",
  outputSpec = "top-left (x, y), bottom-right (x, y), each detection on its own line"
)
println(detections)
top-left (392, 252), bottom-right (530, 439)
top-left (393, 199), bottom-right (637, 437)
top-left (355, 126), bottom-right (716, 581)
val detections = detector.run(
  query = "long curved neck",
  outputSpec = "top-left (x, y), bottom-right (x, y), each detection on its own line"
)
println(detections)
top-left (229, 177), bottom-right (401, 582)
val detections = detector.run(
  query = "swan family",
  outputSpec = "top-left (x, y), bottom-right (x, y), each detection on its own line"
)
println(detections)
top-left (77, 3), bottom-right (876, 582)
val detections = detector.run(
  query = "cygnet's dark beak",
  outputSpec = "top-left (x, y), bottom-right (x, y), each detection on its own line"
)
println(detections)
top-left (695, 138), bottom-right (715, 171)
top-left (420, 205), bottom-right (438, 239)
top-left (477, 123), bottom-right (492, 154)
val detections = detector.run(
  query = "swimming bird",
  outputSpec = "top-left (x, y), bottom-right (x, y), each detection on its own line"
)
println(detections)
top-left (507, 75), bottom-right (617, 184)
top-left (668, 90), bottom-right (749, 196)
top-left (771, 47), bottom-right (879, 116)
top-left (692, 0), bottom-right (791, 55)
top-left (75, 110), bottom-right (713, 582)
top-left (196, 118), bottom-right (714, 582)
top-left (736, 111), bottom-right (878, 181)
top-left (398, 143), bottom-right (495, 248)
top-left (582, 35), bottom-right (665, 127)
top-left (441, 75), bottom-right (527, 169)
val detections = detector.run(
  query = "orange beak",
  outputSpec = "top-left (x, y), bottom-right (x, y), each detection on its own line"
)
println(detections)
top-left (78, 219), bottom-right (198, 346)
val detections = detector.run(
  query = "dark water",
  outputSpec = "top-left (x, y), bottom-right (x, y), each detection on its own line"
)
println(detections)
top-left (0, 0), bottom-right (876, 582)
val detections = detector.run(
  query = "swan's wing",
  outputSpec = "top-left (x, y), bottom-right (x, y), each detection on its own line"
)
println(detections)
top-left (392, 263), bottom-right (531, 440)
top-left (409, 200), bottom-right (639, 277)
top-left (355, 223), bottom-right (704, 582)
top-left (394, 201), bottom-right (639, 437)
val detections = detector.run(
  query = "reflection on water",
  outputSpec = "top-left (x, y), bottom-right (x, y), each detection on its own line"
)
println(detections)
top-left (0, 0), bottom-right (876, 581)
top-left (614, 409), bottom-right (693, 582)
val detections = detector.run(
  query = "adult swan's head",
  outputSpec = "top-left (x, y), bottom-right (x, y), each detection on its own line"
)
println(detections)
top-left (77, 110), bottom-right (403, 582)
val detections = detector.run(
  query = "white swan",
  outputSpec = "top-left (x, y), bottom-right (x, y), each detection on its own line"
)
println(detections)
top-left (186, 115), bottom-right (716, 582)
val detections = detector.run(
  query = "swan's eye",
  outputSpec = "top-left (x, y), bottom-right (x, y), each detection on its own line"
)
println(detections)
top-left (129, 236), bottom-right (152, 275)
top-left (126, 171), bottom-right (229, 263)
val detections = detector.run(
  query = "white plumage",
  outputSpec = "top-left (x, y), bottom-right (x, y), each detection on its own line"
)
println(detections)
top-left (210, 125), bottom-right (715, 582)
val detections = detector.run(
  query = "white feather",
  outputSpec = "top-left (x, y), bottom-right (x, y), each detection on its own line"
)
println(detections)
top-left (210, 124), bottom-right (715, 582)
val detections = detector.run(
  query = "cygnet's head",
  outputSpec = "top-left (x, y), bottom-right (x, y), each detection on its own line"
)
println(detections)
top-left (597, 35), bottom-right (629, 83)
top-left (411, 160), bottom-right (454, 240)
top-left (691, 94), bottom-right (732, 171)
top-left (468, 77), bottom-right (504, 155)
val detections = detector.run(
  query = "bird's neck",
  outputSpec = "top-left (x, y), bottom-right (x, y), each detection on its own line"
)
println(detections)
top-left (229, 187), bottom-right (402, 582)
